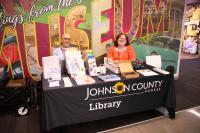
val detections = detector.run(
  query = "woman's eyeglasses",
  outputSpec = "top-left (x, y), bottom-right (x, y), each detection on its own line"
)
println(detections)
top-left (118, 38), bottom-right (126, 40)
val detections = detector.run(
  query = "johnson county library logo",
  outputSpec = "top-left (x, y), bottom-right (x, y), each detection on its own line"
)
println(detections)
top-left (85, 80), bottom-right (163, 101)
top-left (86, 80), bottom-right (163, 111)
top-left (115, 82), bottom-right (125, 94)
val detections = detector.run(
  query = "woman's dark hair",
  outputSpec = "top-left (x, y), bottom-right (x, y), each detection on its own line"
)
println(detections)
top-left (114, 33), bottom-right (130, 47)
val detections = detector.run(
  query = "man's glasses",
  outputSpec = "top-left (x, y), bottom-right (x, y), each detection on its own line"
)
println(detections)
top-left (63, 38), bottom-right (71, 40)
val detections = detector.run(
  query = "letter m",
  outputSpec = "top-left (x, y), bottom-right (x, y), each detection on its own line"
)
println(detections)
top-left (139, 0), bottom-right (171, 36)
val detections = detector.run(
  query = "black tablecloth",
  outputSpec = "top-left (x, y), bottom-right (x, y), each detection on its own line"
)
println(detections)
top-left (42, 71), bottom-right (175, 130)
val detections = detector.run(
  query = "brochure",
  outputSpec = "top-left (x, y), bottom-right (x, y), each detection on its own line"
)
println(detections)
top-left (74, 75), bottom-right (95, 85)
top-left (49, 81), bottom-right (60, 87)
top-left (63, 77), bottom-right (73, 87)
top-left (51, 67), bottom-right (61, 81)
top-left (42, 56), bottom-right (60, 79)
top-left (98, 74), bottom-right (121, 82)
top-left (136, 69), bottom-right (158, 76)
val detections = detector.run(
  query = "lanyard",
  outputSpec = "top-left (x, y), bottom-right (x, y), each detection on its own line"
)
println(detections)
top-left (116, 47), bottom-right (127, 60)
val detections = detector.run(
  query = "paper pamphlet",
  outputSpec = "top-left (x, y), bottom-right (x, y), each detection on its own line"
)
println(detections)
top-left (153, 68), bottom-right (169, 74)
top-left (136, 69), bottom-right (158, 76)
top-left (74, 75), bottom-right (95, 85)
top-left (49, 81), bottom-right (60, 87)
top-left (63, 77), bottom-right (73, 87)
top-left (98, 74), bottom-right (121, 82)
top-left (42, 56), bottom-right (60, 79)
top-left (51, 67), bottom-right (61, 81)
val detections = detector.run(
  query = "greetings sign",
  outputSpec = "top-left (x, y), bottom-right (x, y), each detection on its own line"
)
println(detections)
top-left (0, 0), bottom-right (184, 82)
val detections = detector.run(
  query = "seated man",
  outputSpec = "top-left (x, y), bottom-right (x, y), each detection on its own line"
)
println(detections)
top-left (53, 33), bottom-right (78, 73)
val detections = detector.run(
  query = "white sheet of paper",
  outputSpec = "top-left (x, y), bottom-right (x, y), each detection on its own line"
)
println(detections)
top-left (146, 55), bottom-right (161, 68)
top-left (63, 77), bottom-right (73, 87)
top-left (51, 68), bottom-right (61, 81)
top-left (49, 81), bottom-right (60, 87)
top-left (136, 69), bottom-right (158, 76)
top-left (153, 68), bottom-right (169, 74)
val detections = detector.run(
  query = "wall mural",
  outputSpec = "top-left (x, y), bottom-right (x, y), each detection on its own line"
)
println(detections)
top-left (0, 0), bottom-right (185, 82)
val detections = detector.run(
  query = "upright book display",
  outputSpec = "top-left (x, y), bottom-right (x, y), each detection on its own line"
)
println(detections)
top-left (65, 50), bottom-right (86, 77)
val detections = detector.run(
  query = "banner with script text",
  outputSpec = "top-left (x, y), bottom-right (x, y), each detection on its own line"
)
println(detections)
top-left (0, 0), bottom-right (185, 81)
